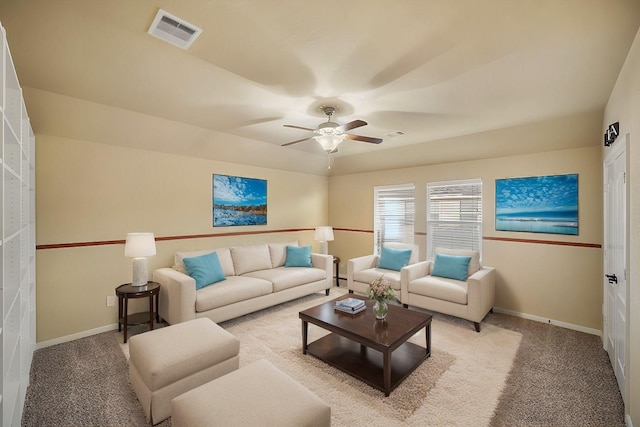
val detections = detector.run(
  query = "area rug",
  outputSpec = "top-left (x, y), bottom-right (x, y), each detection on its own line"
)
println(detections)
top-left (213, 290), bottom-right (523, 427)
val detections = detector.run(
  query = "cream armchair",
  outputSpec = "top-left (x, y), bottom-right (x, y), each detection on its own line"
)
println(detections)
top-left (400, 248), bottom-right (495, 332)
top-left (347, 242), bottom-right (419, 303)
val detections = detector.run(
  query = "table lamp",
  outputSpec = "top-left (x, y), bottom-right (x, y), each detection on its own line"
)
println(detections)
top-left (124, 232), bottom-right (157, 286)
top-left (314, 226), bottom-right (334, 255)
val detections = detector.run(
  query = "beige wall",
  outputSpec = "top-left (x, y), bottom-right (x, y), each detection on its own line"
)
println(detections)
top-left (36, 135), bottom-right (328, 344)
top-left (604, 26), bottom-right (640, 425)
top-left (329, 144), bottom-right (603, 331)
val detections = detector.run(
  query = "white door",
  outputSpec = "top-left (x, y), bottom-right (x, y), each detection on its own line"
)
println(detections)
top-left (603, 137), bottom-right (626, 400)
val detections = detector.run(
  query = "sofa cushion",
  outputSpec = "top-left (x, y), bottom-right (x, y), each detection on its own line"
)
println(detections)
top-left (353, 268), bottom-right (402, 291)
top-left (183, 252), bottom-right (226, 289)
top-left (285, 245), bottom-right (312, 267)
top-left (268, 241), bottom-right (298, 268)
top-left (409, 275), bottom-right (468, 305)
top-left (435, 247), bottom-right (481, 277)
top-left (174, 248), bottom-right (235, 277)
top-left (243, 267), bottom-right (326, 292)
top-left (431, 254), bottom-right (472, 282)
top-left (377, 246), bottom-right (412, 271)
top-left (231, 244), bottom-right (272, 275)
top-left (195, 276), bottom-right (272, 312)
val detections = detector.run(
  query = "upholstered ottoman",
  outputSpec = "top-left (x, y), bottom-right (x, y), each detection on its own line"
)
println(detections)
top-left (129, 318), bottom-right (240, 424)
top-left (171, 359), bottom-right (331, 427)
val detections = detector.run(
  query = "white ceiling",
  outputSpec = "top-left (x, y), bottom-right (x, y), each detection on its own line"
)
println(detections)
top-left (1, 1), bottom-right (639, 176)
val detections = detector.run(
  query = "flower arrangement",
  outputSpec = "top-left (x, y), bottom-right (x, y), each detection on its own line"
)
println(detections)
top-left (368, 275), bottom-right (395, 303)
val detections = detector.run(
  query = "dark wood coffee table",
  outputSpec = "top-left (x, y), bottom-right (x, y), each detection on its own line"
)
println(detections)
top-left (299, 295), bottom-right (431, 396)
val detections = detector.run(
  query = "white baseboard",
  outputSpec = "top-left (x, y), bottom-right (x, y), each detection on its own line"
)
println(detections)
top-left (36, 323), bottom-right (120, 349)
top-left (493, 307), bottom-right (601, 336)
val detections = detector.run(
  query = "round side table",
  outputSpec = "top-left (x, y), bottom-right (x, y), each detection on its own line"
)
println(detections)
top-left (115, 281), bottom-right (160, 343)
top-left (333, 256), bottom-right (340, 287)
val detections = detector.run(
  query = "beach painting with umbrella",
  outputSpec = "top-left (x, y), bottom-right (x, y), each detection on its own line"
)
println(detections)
top-left (495, 174), bottom-right (578, 235)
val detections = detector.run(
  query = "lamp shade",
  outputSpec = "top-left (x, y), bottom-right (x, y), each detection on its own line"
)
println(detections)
top-left (314, 226), bottom-right (334, 242)
top-left (313, 134), bottom-right (345, 153)
top-left (124, 232), bottom-right (157, 257)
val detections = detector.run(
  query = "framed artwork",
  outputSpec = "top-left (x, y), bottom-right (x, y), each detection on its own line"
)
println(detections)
top-left (212, 174), bottom-right (267, 227)
top-left (495, 174), bottom-right (578, 235)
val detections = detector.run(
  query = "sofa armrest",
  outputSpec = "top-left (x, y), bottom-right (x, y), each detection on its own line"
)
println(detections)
top-left (400, 261), bottom-right (432, 302)
top-left (311, 253), bottom-right (333, 288)
top-left (467, 266), bottom-right (496, 322)
top-left (152, 268), bottom-right (197, 325)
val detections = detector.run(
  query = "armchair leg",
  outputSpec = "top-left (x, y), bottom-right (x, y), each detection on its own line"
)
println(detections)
top-left (348, 290), bottom-right (354, 294)
top-left (474, 322), bottom-right (481, 333)
top-left (325, 289), bottom-right (330, 296)
top-left (490, 307), bottom-right (494, 313)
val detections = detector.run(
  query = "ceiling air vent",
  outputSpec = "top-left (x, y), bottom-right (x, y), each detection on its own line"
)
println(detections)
top-left (147, 9), bottom-right (202, 50)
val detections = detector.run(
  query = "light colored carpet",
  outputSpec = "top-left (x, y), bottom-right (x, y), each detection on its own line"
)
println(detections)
top-left (124, 289), bottom-right (522, 426)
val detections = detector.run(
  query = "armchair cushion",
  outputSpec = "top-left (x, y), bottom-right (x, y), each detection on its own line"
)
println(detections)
top-left (408, 275), bottom-right (468, 305)
top-left (431, 254), bottom-right (472, 281)
top-left (353, 268), bottom-right (402, 291)
top-left (377, 246), bottom-right (412, 271)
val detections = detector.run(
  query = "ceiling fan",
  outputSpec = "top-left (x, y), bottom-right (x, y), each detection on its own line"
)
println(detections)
top-left (281, 106), bottom-right (382, 153)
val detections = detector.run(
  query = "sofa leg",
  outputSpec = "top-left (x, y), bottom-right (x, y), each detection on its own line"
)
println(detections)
top-left (474, 322), bottom-right (481, 333)
top-left (490, 307), bottom-right (494, 313)
top-left (348, 290), bottom-right (354, 294)
top-left (325, 289), bottom-right (330, 296)
top-left (403, 304), bottom-right (408, 308)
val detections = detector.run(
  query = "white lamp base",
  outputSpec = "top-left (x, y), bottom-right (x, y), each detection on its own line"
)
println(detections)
top-left (131, 257), bottom-right (148, 287)
top-left (319, 241), bottom-right (329, 255)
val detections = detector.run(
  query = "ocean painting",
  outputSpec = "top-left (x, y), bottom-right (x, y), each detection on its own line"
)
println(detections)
top-left (495, 174), bottom-right (578, 235)
top-left (213, 174), bottom-right (267, 226)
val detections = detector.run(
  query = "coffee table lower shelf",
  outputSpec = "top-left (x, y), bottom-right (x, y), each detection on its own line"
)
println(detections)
top-left (305, 333), bottom-right (429, 396)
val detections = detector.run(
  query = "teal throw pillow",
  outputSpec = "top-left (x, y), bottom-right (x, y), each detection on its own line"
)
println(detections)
top-left (431, 254), bottom-right (472, 281)
top-left (377, 246), bottom-right (412, 271)
top-left (285, 245), bottom-right (312, 267)
top-left (183, 252), bottom-right (226, 290)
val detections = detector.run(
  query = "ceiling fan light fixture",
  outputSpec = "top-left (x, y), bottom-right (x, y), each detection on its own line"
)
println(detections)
top-left (313, 134), bottom-right (345, 153)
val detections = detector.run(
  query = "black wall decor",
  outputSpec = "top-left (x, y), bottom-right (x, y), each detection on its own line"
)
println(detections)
top-left (604, 122), bottom-right (619, 146)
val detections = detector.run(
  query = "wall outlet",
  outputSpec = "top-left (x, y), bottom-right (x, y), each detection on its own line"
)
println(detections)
top-left (106, 296), bottom-right (117, 307)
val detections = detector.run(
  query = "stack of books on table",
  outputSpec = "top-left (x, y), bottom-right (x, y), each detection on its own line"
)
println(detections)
top-left (335, 298), bottom-right (366, 314)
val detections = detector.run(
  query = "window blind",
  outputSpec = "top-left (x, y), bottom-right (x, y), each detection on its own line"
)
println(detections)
top-left (426, 179), bottom-right (482, 260)
top-left (373, 184), bottom-right (415, 254)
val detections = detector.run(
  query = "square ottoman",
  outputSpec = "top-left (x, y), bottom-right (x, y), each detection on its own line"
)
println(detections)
top-left (129, 318), bottom-right (240, 424)
top-left (171, 359), bottom-right (331, 427)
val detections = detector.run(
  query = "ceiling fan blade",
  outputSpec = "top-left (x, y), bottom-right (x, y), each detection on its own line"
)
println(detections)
top-left (345, 134), bottom-right (383, 144)
top-left (336, 119), bottom-right (367, 132)
top-left (283, 124), bottom-right (315, 132)
top-left (281, 137), bottom-right (312, 147)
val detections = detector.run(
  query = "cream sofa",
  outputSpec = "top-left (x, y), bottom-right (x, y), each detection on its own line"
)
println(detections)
top-left (346, 242), bottom-right (419, 303)
top-left (153, 242), bottom-right (333, 325)
top-left (400, 248), bottom-right (495, 332)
